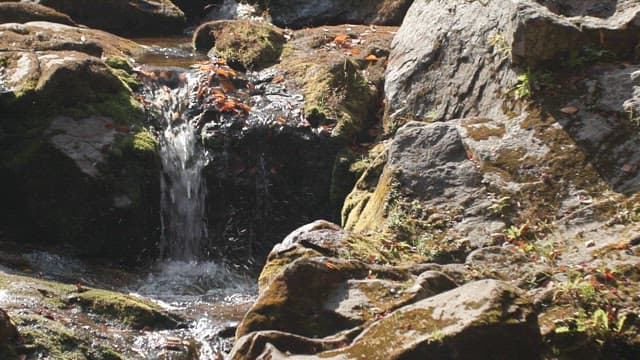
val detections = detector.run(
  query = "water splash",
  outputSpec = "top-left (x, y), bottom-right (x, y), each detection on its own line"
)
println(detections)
top-left (146, 71), bottom-right (210, 261)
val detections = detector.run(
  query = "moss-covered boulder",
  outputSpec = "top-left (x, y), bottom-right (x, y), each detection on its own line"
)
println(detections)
top-left (33, 0), bottom-right (186, 36)
top-left (0, 2), bottom-right (76, 25)
top-left (0, 22), bottom-right (161, 262)
top-left (277, 24), bottom-right (394, 143)
top-left (193, 19), bottom-right (285, 70)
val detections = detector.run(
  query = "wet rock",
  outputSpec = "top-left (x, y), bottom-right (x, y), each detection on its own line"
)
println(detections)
top-left (254, 0), bottom-right (413, 29)
top-left (193, 20), bottom-right (285, 70)
top-left (31, 0), bottom-right (186, 36)
top-left (0, 2), bottom-right (76, 25)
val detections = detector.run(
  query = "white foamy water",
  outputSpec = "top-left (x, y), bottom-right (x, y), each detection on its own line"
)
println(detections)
top-left (146, 72), bottom-right (210, 261)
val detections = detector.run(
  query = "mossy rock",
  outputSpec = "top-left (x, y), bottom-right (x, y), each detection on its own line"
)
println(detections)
top-left (67, 289), bottom-right (180, 329)
top-left (193, 20), bottom-right (285, 70)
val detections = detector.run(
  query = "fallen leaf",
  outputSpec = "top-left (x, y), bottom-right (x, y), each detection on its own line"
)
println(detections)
top-left (365, 54), bottom-right (379, 62)
top-left (272, 75), bottom-right (285, 83)
top-left (560, 106), bottom-right (579, 115)
top-left (622, 163), bottom-right (634, 173)
top-left (350, 48), bottom-right (361, 55)
top-left (334, 34), bottom-right (348, 45)
top-left (325, 262), bottom-right (338, 270)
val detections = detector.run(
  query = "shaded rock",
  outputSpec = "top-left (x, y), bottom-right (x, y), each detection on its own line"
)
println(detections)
top-left (0, 308), bottom-right (18, 347)
top-left (255, 0), bottom-right (413, 29)
top-left (0, 2), bottom-right (76, 25)
top-left (0, 21), bottom-right (160, 263)
top-left (32, 0), bottom-right (186, 36)
top-left (192, 19), bottom-right (285, 70)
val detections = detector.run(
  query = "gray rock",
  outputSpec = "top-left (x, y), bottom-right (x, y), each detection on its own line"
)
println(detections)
top-left (49, 116), bottom-right (116, 177)
top-left (385, 0), bottom-right (640, 123)
top-left (234, 280), bottom-right (541, 359)
top-left (388, 122), bottom-right (482, 206)
top-left (251, 0), bottom-right (413, 29)
top-left (271, 220), bottom-right (347, 256)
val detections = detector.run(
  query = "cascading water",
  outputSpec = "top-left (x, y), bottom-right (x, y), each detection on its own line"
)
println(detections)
top-left (150, 72), bottom-right (210, 260)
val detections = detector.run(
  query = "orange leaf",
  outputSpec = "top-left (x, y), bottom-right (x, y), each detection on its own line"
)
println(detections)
top-left (277, 117), bottom-right (286, 124)
top-left (240, 103), bottom-right (252, 112)
top-left (272, 75), bottom-right (285, 83)
top-left (334, 34), bottom-right (348, 44)
top-left (214, 59), bottom-right (227, 66)
top-left (325, 262), bottom-right (338, 270)
top-left (365, 54), bottom-right (379, 62)
top-left (350, 48), bottom-right (361, 55)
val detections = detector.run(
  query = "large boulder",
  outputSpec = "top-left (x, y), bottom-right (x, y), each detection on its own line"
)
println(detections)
top-left (384, 0), bottom-right (640, 126)
top-left (230, 279), bottom-right (541, 359)
top-left (0, 22), bottom-right (161, 262)
top-left (26, 0), bottom-right (186, 36)
top-left (237, 255), bottom-right (457, 339)
top-left (0, 2), bottom-right (76, 25)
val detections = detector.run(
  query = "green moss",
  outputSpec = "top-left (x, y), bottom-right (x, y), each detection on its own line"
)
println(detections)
top-left (132, 131), bottom-right (157, 152)
top-left (68, 289), bottom-right (179, 329)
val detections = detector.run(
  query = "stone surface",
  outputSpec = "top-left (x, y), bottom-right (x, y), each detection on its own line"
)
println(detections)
top-left (30, 0), bottom-right (186, 36)
top-left (384, 0), bottom-right (640, 126)
top-left (231, 280), bottom-right (541, 359)
top-left (0, 2), bottom-right (76, 25)
top-left (253, 0), bottom-right (413, 29)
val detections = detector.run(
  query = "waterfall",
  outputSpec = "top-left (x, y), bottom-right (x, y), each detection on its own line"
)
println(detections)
top-left (145, 71), bottom-right (209, 261)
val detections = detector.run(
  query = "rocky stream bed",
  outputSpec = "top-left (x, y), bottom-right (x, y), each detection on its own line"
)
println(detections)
top-left (1, 0), bottom-right (640, 359)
